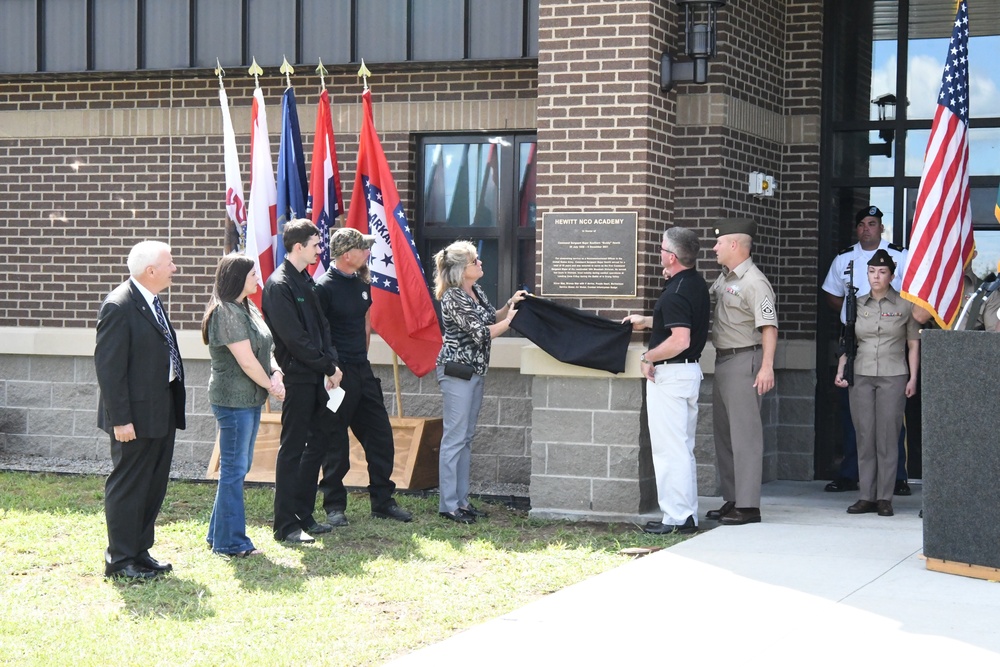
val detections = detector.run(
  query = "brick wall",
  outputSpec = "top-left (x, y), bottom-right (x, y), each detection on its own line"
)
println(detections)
top-left (0, 67), bottom-right (536, 329)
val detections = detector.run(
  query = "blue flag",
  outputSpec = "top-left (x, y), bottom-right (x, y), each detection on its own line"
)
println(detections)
top-left (276, 88), bottom-right (308, 265)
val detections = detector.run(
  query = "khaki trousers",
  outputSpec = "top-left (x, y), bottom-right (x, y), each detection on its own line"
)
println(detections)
top-left (849, 374), bottom-right (906, 502)
top-left (712, 348), bottom-right (764, 508)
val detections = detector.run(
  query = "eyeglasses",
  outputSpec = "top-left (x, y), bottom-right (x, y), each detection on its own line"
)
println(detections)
top-left (468, 257), bottom-right (482, 266)
top-left (661, 247), bottom-right (675, 255)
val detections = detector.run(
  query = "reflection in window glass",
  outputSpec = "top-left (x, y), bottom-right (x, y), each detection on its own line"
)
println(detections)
top-left (970, 230), bottom-right (1000, 279)
top-left (831, 186), bottom-right (896, 253)
top-left (422, 143), bottom-right (502, 228)
top-left (518, 142), bottom-right (537, 228)
top-left (423, 238), bottom-right (500, 306)
top-left (907, 34), bottom-right (1000, 121)
top-left (831, 131), bottom-right (894, 178)
top-left (904, 186), bottom-right (1000, 248)
top-left (905, 128), bottom-right (1000, 177)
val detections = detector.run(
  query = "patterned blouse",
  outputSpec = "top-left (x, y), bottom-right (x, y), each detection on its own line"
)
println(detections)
top-left (436, 284), bottom-right (497, 376)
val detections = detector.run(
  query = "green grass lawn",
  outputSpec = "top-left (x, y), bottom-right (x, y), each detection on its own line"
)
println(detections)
top-left (0, 471), bottom-right (684, 667)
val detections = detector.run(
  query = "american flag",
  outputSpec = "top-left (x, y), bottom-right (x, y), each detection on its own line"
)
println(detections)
top-left (901, 1), bottom-right (973, 329)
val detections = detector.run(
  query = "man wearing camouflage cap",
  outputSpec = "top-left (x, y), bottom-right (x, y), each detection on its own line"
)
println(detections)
top-left (706, 219), bottom-right (777, 525)
top-left (306, 227), bottom-right (413, 526)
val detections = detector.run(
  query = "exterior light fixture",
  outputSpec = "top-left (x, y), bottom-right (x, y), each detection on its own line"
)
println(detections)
top-left (869, 93), bottom-right (897, 158)
top-left (660, 0), bottom-right (726, 93)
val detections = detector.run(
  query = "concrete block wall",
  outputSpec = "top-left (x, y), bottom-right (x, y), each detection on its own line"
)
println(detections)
top-left (529, 375), bottom-right (649, 519)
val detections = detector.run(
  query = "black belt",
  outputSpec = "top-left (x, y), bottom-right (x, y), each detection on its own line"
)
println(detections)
top-left (653, 357), bottom-right (699, 366)
top-left (715, 345), bottom-right (760, 358)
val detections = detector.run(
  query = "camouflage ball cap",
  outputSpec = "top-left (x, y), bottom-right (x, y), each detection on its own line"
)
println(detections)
top-left (330, 227), bottom-right (376, 257)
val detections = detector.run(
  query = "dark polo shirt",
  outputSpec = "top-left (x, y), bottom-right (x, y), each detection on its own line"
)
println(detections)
top-left (649, 267), bottom-right (710, 361)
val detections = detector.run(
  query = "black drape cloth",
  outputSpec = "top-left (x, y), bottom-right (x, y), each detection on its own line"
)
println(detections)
top-left (509, 295), bottom-right (631, 374)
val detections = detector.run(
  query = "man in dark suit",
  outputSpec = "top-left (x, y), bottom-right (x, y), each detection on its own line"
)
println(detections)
top-left (95, 240), bottom-right (186, 581)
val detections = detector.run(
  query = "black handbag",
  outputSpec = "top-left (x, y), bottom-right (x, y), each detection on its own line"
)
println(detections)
top-left (443, 361), bottom-right (475, 380)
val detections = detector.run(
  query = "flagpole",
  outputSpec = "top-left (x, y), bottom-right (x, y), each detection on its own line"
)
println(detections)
top-left (316, 58), bottom-right (328, 93)
top-left (392, 353), bottom-right (404, 418)
top-left (358, 59), bottom-right (371, 93)
top-left (249, 57), bottom-right (262, 89)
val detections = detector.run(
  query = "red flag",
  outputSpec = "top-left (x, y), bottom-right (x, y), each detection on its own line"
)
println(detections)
top-left (245, 88), bottom-right (278, 308)
top-left (308, 89), bottom-right (345, 277)
top-left (347, 89), bottom-right (442, 376)
top-left (901, 1), bottom-right (973, 328)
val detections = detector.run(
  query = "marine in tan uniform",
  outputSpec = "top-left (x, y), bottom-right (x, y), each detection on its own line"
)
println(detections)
top-left (706, 219), bottom-right (777, 526)
top-left (834, 249), bottom-right (920, 518)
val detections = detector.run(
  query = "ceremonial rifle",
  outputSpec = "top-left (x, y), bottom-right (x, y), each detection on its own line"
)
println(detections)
top-left (840, 260), bottom-right (858, 386)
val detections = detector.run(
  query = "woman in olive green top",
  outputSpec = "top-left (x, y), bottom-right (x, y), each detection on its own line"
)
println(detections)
top-left (201, 254), bottom-right (285, 557)
top-left (834, 249), bottom-right (919, 518)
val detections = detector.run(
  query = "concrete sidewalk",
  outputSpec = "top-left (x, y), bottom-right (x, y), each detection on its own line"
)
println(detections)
top-left (389, 481), bottom-right (1000, 666)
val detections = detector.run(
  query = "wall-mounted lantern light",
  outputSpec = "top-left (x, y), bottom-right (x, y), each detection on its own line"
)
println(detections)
top-left (660, 0), bottom-right (727, 93)
top-left (869, 93), bottom-right (897, 158)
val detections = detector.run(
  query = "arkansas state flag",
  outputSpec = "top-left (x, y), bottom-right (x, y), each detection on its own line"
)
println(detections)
top-left (347, 89), bottom-right (442, 376)
top-left (276, 87), bottom-right (308, 267)
top-left (308, 89), bottom-right (345, 277)
top-left (245, 87), bottom-right (277, 308)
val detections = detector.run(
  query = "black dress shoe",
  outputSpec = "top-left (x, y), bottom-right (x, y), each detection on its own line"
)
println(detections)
top-left (279, 529), bottom-right (316, 544)
top-left (643, 516), bottom-right (697, 535)
top-left (135, 554), bottom-right (173, 572)
top-left (325, 510), bottom-right (349, 527)
top-left (459, 503), bottom-right (489, 518)
top-left (847, 500), bottom-right (878, 514)
top-left (303, 520), bottom-right (334, 534)
top-left (440, 510), bottom-right (475, 524)
top-left (825, 478), bottom-right (859, 492)
top-left (105, 563), bottom-right (159, 581)
top-left (894, 480), bottom-right (911, 496)
top-left (706, 501), bottom-right (736, 521)
top-left (372, 501), bottom-right (413, 522)
top-left (876, 499), bottom-right (894, 517)
top-left (719, 507), bottom-right (761, 525)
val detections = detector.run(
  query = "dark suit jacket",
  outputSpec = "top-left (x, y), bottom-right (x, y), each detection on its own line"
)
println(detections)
top-left (96, 280), bottom-right (186, 437)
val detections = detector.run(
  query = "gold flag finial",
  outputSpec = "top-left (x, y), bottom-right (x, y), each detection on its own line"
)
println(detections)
top-left (280, 56), bottom-right (294, 89)
top-left (214, 58), bottom-right (225, 87)
top-left (248, 57), bottom-right (263, 88)
top-left (357, 59), bottom-right (372, 92)
top-left (316, 58), bottom-right (329, 91)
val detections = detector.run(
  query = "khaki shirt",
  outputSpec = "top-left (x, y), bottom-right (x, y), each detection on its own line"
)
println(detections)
top-left (854, 288), bottom-right (920, 377)
top-left (710, 257), bottom-right (778, 350)
top-left (983, 290), bottom-right (1000, 331)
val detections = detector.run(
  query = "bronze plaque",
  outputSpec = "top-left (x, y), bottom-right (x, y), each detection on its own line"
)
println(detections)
top-left (540, 212), bottom-right (637, 297)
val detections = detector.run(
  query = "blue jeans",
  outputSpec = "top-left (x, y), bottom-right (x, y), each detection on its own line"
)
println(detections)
top-left (207, 405), bottom-right (261, 554)
top-left (436, 367), bottom-right (485, 513)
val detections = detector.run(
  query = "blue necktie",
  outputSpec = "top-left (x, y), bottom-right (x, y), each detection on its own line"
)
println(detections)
top-left (153, 296), bottom-right (182, 381)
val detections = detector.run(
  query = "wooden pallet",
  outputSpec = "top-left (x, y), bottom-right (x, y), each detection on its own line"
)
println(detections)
top-left (925, 557), bottom-right (1000, 582)
top-left (206, 413), bottom-right (442, 491)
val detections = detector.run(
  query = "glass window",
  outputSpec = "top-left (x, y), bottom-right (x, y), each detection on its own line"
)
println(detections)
top-left (526, 0), bottom-right (539, 57)
top-left (248, 0), bottom-right (296, 69)
top-left (422, 143), bottom-right (501, 228)
top-left (145, 0), bottom-right (189, 69)
top-left (418, 133), bottom-right (536, 306)
top-left (970, 230), bottom-right (1000, 280)
top-left (301, 0), bottom-right (351, 65)
top-left (357, 0), bottom-right (407, 64)
top-left (907, 5), bottom-right (1000, 120)
top-left (412, 0), bottom-right (464, 61)
top-left (44, 0), bottom-right (87, 72)
top-left (194, 0), bottom-right (241, 68)
top-left (830, 186), bottom-right (897, 251)
top-left (831, 130), bottom-right (895, 178)
top-left (94, 0), bottom-right (137, 71)
top-left (1, 0), bottom-right (37, 73)
top-left (470, 0), bottom-right (522, 59)
top-left (829, 0), bottom-right (895, 123)
top-left (905, 128), bottom-right (1000, 177)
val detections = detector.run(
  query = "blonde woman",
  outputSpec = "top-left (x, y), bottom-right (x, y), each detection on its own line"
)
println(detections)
top-left (433, 241), bottom-right (525, 523)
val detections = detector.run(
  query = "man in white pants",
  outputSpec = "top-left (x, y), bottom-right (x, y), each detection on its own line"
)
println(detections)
top-left (624, 227), bottom-right (710, 534)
